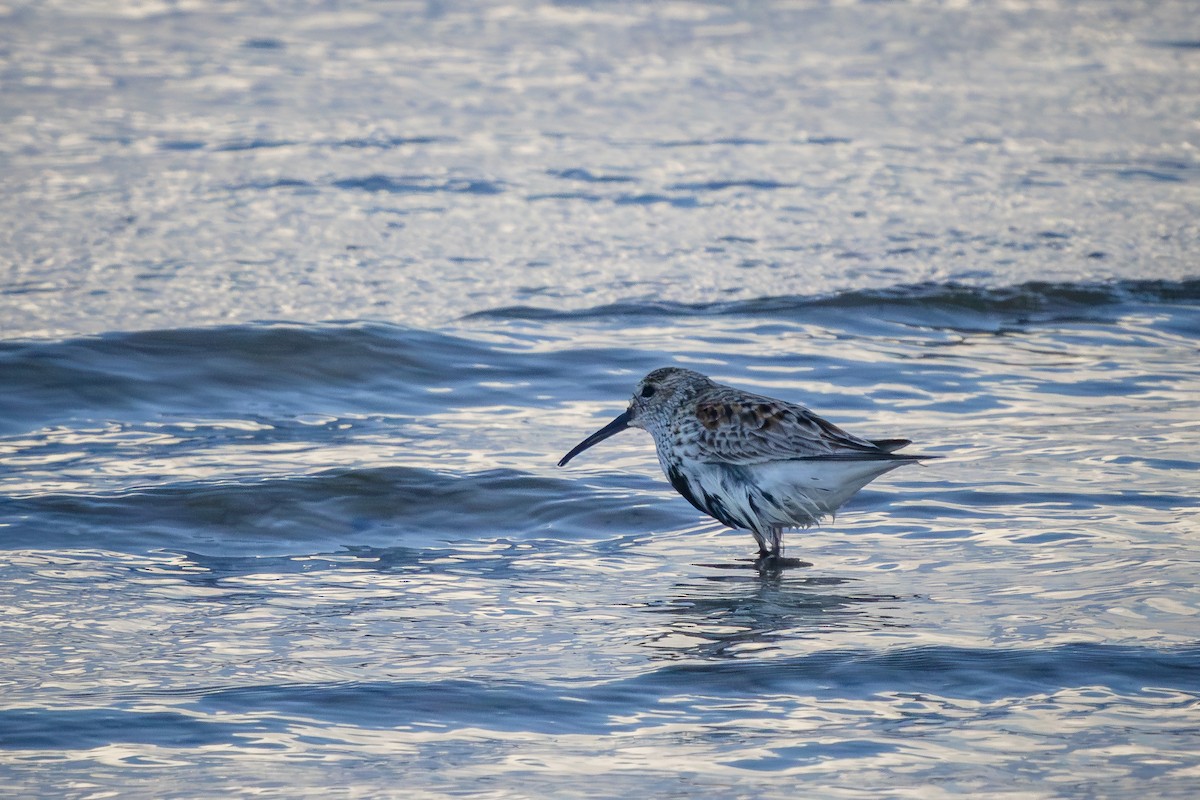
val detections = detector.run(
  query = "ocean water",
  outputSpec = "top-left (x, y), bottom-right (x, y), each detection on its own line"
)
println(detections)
top-left (2, 1), bottom-right (1199, 797)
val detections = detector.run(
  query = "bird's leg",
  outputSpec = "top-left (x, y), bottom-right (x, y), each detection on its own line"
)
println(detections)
top-left (750, 528), bottom-right (769, 558)
top-left (751, 527), bottom-right (787, 565)
top-left (754, 527), bottom-right (810, 571)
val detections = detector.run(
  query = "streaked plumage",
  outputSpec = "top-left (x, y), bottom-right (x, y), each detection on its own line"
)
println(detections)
top-left (558, 367), bottom-right (936, 561)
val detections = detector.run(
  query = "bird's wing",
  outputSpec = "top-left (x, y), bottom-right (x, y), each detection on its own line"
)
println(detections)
top-left (685, 386), bottom-right (896, 465)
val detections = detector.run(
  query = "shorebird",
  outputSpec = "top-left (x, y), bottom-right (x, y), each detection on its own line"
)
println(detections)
top-left (558, 367), bottom-right (936, 562)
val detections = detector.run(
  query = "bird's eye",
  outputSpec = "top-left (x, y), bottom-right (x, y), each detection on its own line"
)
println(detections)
top-left (640, 384), bottom-right (656, 398)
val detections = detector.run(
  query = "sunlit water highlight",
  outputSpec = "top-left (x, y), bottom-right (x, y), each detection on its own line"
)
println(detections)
top-left (2, 1), bottom-right (1199, 798)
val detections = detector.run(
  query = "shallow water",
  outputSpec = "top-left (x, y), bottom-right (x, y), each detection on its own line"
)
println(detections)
top-left (3, 2), bottom-right (1200, 798)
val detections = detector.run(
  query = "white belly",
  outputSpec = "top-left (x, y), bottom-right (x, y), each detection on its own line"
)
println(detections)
top-left (676, 458), bottom-right (909, 531)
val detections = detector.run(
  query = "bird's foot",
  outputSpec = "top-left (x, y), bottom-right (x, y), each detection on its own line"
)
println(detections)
top-left (754, 551), bottom-right (812, 571)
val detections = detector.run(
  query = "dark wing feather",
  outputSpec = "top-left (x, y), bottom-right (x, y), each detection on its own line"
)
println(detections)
top-left (687, 385), bottom-right (898, 465)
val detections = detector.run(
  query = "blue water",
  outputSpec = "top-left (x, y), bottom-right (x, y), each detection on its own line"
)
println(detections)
top-left (3, 1), bottom-right (1200, 797)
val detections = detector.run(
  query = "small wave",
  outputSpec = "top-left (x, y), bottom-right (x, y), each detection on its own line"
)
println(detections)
top-left (0, 708), bottom-right (259, 750)
top-left (466, 278), bottom-right (1200, 323)
top-left (241, 36), bottom-right (285, 50)
top-left (653, 137), bottom-right (771, 147)
top-left (630, 642), bottom-right (1200, 701)
top-left (0, 467), bottom-right (679, 555)
top-left (1146, 39), bottom-right (1200, 50)
top-left (0, 323), bottom-right (506, 433)
top-left (197, 678), bottom-right (617, 735)
top-left (331, 174), bottom-right (505, 195)
top-left (665, 179), bottom-right (795, 192)
top-left (213, 138), bottom-right (297, 153)
top-left (547, 168), bottom-right (636, 183)
top-left (168, 642), bottom-right (1200, 735)
top-left (231, 177), bottom-right (315, 191)
top-left (612, 192), bottom-right (698, 208)
top-left (332, 135), bottom-right (451, 149)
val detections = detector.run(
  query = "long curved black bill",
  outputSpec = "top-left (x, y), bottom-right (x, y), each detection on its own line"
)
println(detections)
top-left (558, 409), bottom-right (632, 467)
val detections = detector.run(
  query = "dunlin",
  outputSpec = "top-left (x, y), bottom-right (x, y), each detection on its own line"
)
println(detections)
top-left (559, 367), bottom-right (936, 562)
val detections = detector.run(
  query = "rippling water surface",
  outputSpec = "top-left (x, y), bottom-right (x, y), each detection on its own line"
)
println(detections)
top-left (3, 1), bottom-right (1199, 797)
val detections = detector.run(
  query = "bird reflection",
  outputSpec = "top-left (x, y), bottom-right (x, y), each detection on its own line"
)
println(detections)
top-left (637, 568), bottom-right (909, 659)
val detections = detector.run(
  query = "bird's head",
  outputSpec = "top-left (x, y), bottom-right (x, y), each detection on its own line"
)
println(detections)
top-left (558, 367), bottom-right (706, 466)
